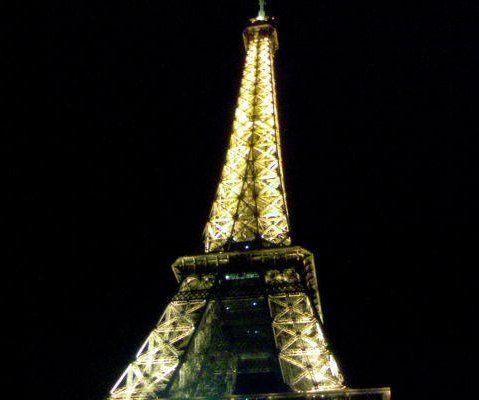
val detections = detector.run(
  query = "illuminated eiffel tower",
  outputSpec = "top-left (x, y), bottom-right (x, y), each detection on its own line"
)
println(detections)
top-left (108, 3), bottom-right (390, 400)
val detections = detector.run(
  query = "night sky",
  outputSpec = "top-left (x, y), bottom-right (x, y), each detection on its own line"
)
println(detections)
top-left (18, 1), bottom-right (475, 400)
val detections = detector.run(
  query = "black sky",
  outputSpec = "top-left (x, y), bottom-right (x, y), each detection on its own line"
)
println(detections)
top-left (17, 1), bottom-right (476, 400)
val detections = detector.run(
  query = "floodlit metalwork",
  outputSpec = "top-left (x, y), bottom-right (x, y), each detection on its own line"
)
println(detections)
top-left (204, 21), bottom-right (291, 253)
top-left (267, 271), bottom-right (344, 390)
top-left (107, 4), bottom-right (390, 400)
top-left (110, 276), bottom-right (213, 400)
top-left (168, 300), bottom-right (237, 398)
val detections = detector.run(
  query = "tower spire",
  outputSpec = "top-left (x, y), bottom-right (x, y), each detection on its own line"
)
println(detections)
top-left (203, 17), bottom-right (290, 253)
top-left (257, 0), bottom-right (266, 20)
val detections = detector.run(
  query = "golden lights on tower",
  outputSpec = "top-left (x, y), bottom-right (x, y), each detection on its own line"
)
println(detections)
top-left (204, 21), bottom-right (291, 253)
top-left (107, 5), bottom-right (355, 399)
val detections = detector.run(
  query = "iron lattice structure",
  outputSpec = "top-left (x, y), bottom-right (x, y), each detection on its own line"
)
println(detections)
top-left (110, 248), bottom-right (347, 400)
top-left (204, 22), bottom-right (290, 253)
top-left (110, 276), bottom-right (213, 400)
top-left (108, 10), bottom-right (390, 400)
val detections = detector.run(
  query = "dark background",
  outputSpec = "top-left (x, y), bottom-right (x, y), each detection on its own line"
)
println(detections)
top-left (17, 1), bottom-right (475, 400)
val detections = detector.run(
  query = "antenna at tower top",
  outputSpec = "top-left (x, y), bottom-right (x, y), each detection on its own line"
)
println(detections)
top-left (257, 0), bottom-right (266, 20)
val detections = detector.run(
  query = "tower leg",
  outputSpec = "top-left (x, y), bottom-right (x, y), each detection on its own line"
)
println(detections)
top-left (168, 300), bottom-right (237, 398)
top-left (266, 269), bottom-right (345, 392)
top-left (109, 275), bottom-right (214, 400)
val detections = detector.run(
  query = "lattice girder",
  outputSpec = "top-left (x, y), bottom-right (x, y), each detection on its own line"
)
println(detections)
top-left (109, 275), bottom-right (215, 400)
top-left (170, 300), bottom-right (238, 398)
top-left (204, 23), bottom-right (290, 252)
top-left (268, 290), bottom-right (344, 392)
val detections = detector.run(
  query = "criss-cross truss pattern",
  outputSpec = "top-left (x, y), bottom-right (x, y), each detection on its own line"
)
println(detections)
top-left (204, 23), bottom-right (290, 252)
top-left (109, 276), bottom-right (213, 400)
top-left (268, 282), bottom-right (344, 391)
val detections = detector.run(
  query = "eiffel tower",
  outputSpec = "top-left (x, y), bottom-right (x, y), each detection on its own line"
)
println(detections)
top-left (108, 3), bottom-right (390, 400)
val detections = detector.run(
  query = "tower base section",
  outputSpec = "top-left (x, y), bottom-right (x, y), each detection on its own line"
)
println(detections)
top-left (158, 387), bottom-right (391, 400)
